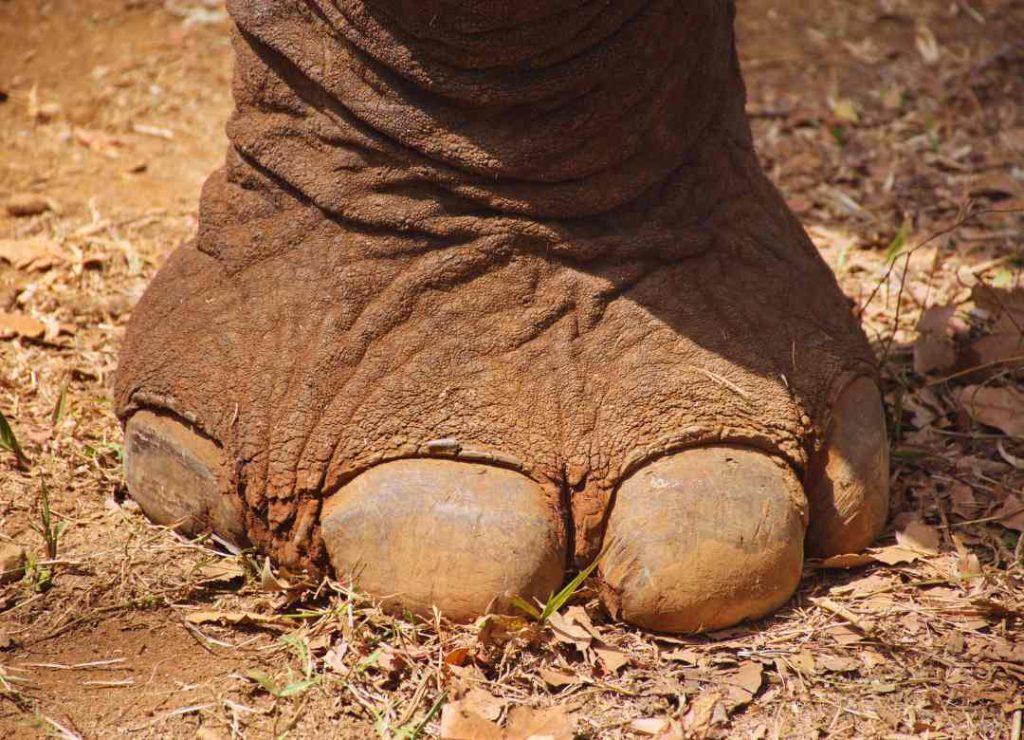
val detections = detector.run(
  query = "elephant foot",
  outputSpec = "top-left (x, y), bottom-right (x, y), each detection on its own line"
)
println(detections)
top-left (121, 377), bottom-right (886, 631)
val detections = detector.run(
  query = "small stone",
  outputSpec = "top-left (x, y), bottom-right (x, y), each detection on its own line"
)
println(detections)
top-left (5, 193), bottom-right (51, 217)
top-left (0, 543), bottom-right (26, 584)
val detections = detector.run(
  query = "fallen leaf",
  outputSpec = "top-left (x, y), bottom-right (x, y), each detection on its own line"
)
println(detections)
top-left (184, 610), bottom-right (284, 627)
top-left (722, 661), bottom-right (763, 709)
top-left (505, 705), bottom-right (575, 740)
top-left (817, 654), bottom-right (861, 673)
top-left (546, 610), bottom-right (592, 652)
top-left (461, 688), bottom-right (506, 723)
top-left (992, 493), bottom-right (1024, 532)
top-left (440, 701), bottom-right (503, 740)
top-left (683, 691), bottom-right (726, 732)
top-left (896, 518), bottom-right (941, 555)
top-left (196, 559), bottom-right (246, 584)
top-left (957, 385), bottom-right (1024, 437)
top-left (0, 236), bottom-right (63, 271)
top-left (948, 483), bottom-right (979, 519)
top-left (816, 552), bottom-right (876, 569)
top-left (444, 647), bottom-right (473, 667)
top-left (914, 24), bottom-right (941, 65)
top-left (0, 312), bottom-right (46, 340)
top-left (914, 305), bottom-right (957, 374)
top-left (594, 643), bottom-right (629, 673)
top-left (538, 667), bottom-right (576, 689)
top-left (631, 718), bottom-right (669, 736)
top-left (664, 647), bottom-right (702, 665)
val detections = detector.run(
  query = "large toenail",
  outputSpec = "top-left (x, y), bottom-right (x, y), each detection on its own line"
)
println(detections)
top-left (599, 447), bottom-right (806, 633)
top-left (806, 377), bottom-right (890, 557)
top-left (124, 410), bottom-right (247, 545)
top-left (319, 458), bottom-right (567, 621)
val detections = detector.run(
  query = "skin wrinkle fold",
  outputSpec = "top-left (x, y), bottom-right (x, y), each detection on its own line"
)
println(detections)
top-left (114, 0), bottom-right (879, 573)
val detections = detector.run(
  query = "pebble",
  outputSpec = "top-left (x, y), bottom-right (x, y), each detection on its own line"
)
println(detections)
top-left (5, 192), bottom-right (51, 217)
top-left (0, 543), bottom-right (26, 584)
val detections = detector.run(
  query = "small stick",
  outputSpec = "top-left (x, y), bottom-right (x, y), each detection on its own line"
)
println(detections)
top-left (810, 597), bottom-right (874, 636)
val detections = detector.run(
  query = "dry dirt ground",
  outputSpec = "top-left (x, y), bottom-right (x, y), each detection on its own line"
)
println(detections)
top-left (1, 0), bottom-right (1022, 737)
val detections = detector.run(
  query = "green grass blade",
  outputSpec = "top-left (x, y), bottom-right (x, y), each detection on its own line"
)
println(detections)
top-left (508, 594), bottom-right (542, 620)
top-left (0, 409), bottom-right (29, 465)
top-left (539, 551), bottom-right (605, 621)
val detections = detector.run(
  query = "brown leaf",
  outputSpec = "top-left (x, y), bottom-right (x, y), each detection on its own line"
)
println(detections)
top-left (476, 614), bottom-right (532, 649)
top-left (896, 518), bottom-right (941, 555)
top-left (0, 236), bottom-right (63, 271)
top-left (992, 493), bottom-right (1024, 532)
top-left (546, 610), bottom-right (592, 652)
top-left (869, 545), bottom-right (923, 565)
top-left (538, 667), bottom-right (577, 689)
top-left (594, 643), bottom-right (629, 674)
top-left (461, 688), bottom-right (506, 723)
top-left (0, 312), bottom-right (46, 340)
top-left (957, 385), bottom-right (1024, 437)
top-left (440, 701), bottom-right (503, 740)
top-left (817, 654), bottom-right (861, 673)
top-left (664, 647), bottom-right (702, 665)
top-left (683, 691), bottom-right (726, 732)
top-left (816, 552), bottom-right (876, 569)
top-left (722, 661), bottom-right (763, 709)
top-left (631, 718), bottom-right (670, 736)
top-left (184, 610), bottom-right (283, 627)
top-left (196, 559), bottom-right (246, 584)
top-left (948, 483), bottom-right (979, 519)
top-left (505, 705), bottom-right (575, 740)
top-left (914, 305), bottom-right (957, 374)
top-left (444, 647), bottom-right (473, 667)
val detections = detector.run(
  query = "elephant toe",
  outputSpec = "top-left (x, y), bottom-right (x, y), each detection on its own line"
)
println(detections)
top-left (806, 377), bottom-right (890, 557)
top-left (124, 410), bottom-right (247, 546)
top-left (599, 447), bottom-right (806, 633)
top-left (319, 459), bottom-right (567, 621)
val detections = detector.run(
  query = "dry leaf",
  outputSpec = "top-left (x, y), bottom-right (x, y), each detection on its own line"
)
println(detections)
top-left (914, 305), bottom-right (957, 374)
top-left (817, 655), bottom-right (861, 673)
top-left (461, 688), bottom-right (506, 723)
top-left (184, 610), bottom-right (283, 627)
top-left (816, 552), bottom-right (876, 569)
top-left (594, 643), bottom-right (629, 673)
top-left (914, 24), bottom-right (941, 65)
top-left (0, 236), bottom-right (63, 271)
top-left (788, 651), bottom-right (816, 675)
top-left (440, 701), bottom-right (503, 740)
top-left (505, 705), bottom-right (575, 740)
top-left (948, 483), bottom-right (979, 519)
top-left (683, 691), bottom-right (726, 732)
top-left (196, 559), bottom-right (246, 584)
top-left (631, 718), bottom-right (670, 736)
top-left (538, 667), bottom-right (576, 689)
top-left (664, 647), bottom-right (702, 665)
top-left (992, 493), bottom-right (1024, 532)
top-left (0, 312), bottom-right (46, 340)
top-left (958, 385), bottom-right (1024, 437)
top-left (546, 610), bottom-right (592, 652)
top-left (444, 647), bottom-right (473, 667)
top-left (896, 518), bottom-right (940, 554)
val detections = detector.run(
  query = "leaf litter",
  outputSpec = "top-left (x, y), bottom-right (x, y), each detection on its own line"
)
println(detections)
top-left (0, 0), bottom-right (1022, 737)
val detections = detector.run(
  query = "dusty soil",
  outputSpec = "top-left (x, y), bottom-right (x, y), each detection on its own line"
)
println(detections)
top-left (0, 0), bottom-right (1022, 737)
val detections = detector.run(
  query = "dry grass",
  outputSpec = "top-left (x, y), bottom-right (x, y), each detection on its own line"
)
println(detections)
top-left (0, 0), bottom-right (1022, 737)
